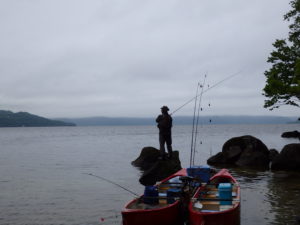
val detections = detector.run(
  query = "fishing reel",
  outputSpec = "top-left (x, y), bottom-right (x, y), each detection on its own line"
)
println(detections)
top-left (179, 176), bottom-right (202, 191)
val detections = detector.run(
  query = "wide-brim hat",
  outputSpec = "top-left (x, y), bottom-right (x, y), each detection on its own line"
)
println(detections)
top-left (161, 106), bottom-right (169, 111)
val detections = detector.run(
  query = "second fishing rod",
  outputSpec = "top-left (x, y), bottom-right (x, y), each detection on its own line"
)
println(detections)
top-left (170, 70), bottom-right (242, 116)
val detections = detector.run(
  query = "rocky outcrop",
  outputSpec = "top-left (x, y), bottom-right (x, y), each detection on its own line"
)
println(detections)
top-left (207, 135), bottom-right (271, 168)
top-left (281, 130), bottom-right (300, 139)
top-left (132, 147), bottom-right (161, 171)
top-left (206, 152), bottom-right (227, 164)
top-left (296, 215), bottom-right (300, 224)
top-left (269, 149), bottom-right (280, 161)
top-left (271, 144), bottom-right (300, 171)
top-left (132, 147), bottom-right (182, 186)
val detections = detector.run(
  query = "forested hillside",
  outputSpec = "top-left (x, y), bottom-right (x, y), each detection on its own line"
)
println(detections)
top-left (0, 110), bottom-right (76, 127)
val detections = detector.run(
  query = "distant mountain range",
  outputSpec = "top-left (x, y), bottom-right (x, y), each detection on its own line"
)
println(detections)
top-left (0, 110), bottom-right (75, 127)
top-left (58, 115), bottom-right (299, 126)
top-left (0, 109), bottom-right (297, 127)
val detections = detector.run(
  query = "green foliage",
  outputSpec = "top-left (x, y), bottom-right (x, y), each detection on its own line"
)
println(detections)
top-left (263, 0), bottom-right (300, 110)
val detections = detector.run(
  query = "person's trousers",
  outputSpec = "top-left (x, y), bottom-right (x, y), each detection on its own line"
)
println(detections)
top-left (159, 134), bottom-right (172, 157)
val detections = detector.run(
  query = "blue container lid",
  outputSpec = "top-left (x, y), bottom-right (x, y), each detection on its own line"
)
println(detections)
top-left (218, 183), bottom-right (232, 190)
top-left (187, 165), bottom-right (210, 176)
top-left (190, 165), bottom-right (210, 169)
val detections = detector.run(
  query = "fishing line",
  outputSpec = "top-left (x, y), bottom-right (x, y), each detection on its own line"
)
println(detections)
top-left (190, 82), bottom-right (200, 167)
top-left (170, 70), bottom-right (242, 115)
top-left (83, 173), bottom-right (139, 197)
top-left (192, 75), bottom-right (207, 166)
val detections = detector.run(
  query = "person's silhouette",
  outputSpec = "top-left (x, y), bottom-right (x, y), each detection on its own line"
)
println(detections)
top-left (156, 106), bottom-right (173, 159)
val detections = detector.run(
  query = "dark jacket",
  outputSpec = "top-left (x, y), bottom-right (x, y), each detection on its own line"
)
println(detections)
top-left (156, 114), bottom-right (172, 135)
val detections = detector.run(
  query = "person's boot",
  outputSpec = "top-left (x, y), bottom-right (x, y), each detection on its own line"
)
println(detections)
top-left (158, 152), bottom-right (166, 160)
top-left (167, 152), bottom-right (173, 159)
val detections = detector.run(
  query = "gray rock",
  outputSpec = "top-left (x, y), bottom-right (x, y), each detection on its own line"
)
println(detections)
top-left (223, 135), bottom-right (269, 155)
top-left (132, 146), bottom-right (182, 186)
top-left (207, 152), bottom-right (227, 165)
top-left (131, 146), bottom-right (160, 170)
top-left (223, 146), bottom-right (242, 163)
top-left (281, 130), bottom-right (300, 139)
top-left (296, 215), bottom-right (300, 224)
top-left (207, 135), bottom-right (270, 168)
top-left (235, 147), bottom-right (269, 168)
top-left (271, 144), bottom-right (300, 171)
top-left (269, 149), bottom-right (279, 161)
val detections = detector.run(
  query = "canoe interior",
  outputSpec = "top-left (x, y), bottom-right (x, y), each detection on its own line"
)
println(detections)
top-left (192, 181), bottom-right (240, 213)
top-left (126, 199), bottom-right (174, 210)
top-left (126, 175), bottom-right (198, 210)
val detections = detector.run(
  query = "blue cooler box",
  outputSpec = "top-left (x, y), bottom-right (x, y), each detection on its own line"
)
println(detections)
top-left (218, 183), bottom-right (232, 205)
top-left (143, 186), bottom-right (158, 204)
top-left (187, 165), bottom-right (211, 183)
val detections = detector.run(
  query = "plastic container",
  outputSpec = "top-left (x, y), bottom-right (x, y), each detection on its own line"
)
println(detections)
top-left (168, 176), bottom-right (182, 188)
top-left (167, 188), bottom-right (181, 204)
top-left (218, 183), bottom-right (232, 205)
top-left (143, 186), bottom-right (158, 204)
top-left (187, 165), bottom-right (211, 183)
top-left (158, 192), bottom-right (167, 204)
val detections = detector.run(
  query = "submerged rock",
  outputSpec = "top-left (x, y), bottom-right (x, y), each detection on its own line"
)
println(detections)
top-left (132, 146), bottom-right (182, 186)
top-left (207, 135), bottom-right (270, 168)
top-left (281, 130), bottom-right (300, 139)
top-left (271, 144), bottom-right (300, 171)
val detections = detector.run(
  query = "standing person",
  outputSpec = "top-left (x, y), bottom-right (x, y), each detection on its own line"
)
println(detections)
top-left (156, 106), bottom-right (173, 159)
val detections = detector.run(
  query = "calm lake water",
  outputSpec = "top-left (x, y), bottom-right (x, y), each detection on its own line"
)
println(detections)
top-left (0, 124), bottom-right (299, 225)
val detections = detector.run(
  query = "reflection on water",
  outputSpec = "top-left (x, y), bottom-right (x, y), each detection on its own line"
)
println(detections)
top-left (228, 168), bottom-right (300, 225)
top-left (0, 125), bottom-right (299, 225)
top-left (268, 171), bottom-right (300, 225)
top-left (218, 167), bottom-right (274, 225)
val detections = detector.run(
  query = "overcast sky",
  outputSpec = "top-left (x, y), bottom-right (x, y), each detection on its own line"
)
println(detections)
top-left (0, 0), bottom-right (297, 118)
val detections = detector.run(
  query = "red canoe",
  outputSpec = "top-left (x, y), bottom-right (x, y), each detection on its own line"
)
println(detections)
top-left (188, 169), bottom-right (241, 225)
top-left (121, 169), bottom-right (187, 225)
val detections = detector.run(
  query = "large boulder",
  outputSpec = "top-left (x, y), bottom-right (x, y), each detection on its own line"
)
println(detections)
top-left (296, 215), bottom-right (300, 224)
top-left (207, 152), bottom-right (227, 164)
top-left (281, 130), bottom-right (300, 139)
top-left (269, 149), bottom-right (280, 161)
top-left (131, 146), bottom-right (161, 170)
top-left (132, 146), bottom-right (182, 186)
top-left (207, 135), bottom-right (270, 168)
top-left (235, 147), bottom-right (269, 167)
top-left (271, 144), bottom-right (300, 170)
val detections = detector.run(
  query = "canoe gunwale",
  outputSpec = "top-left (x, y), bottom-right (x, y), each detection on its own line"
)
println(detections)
top-left (122, 168), bottom-right (186, 213)
top-left (122, 198), bottom-right (181, 213)
top-left (188, 169), bottom-right (241, 225)
top-left (190, 169), bottom-right (241, 214)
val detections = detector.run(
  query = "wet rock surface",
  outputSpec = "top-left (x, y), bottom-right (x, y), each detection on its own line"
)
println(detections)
top-left (269, 149), bottom-right (280, 161)
top-left (271, 143), bottom-right (300, 171)
top-left (132, 146), bottom-right (182, 186)
top-left (281, 130), bottom-right (300, 139)
top-left (207, 135), bottom-right (271, 168)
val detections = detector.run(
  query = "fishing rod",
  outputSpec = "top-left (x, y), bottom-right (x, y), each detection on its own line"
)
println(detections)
top-left (83, 173), bottom-right (139, 197)
top-left (192, 75), bottom-right (207, 166)
top-left (170, 70), bottom-right (242, 115)
top-left (190, 82), bottom-right (200, 167)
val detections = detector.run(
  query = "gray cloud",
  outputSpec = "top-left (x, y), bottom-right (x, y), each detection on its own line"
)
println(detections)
top-left (0, 0), bottom-right (296, 118)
